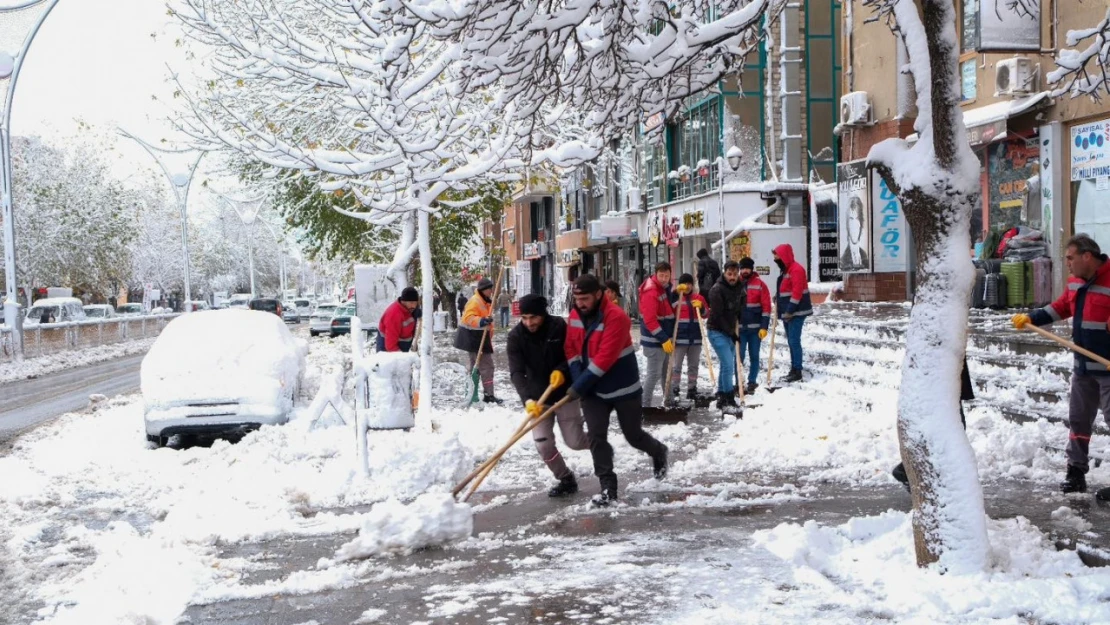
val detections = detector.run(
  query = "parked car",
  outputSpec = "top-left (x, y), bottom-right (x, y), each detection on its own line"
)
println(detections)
top-left (249, 298), bottom-right (283, 318)
top-left (141, 309), bottom-right (306, 447)
top-left (281, 301), bottom-right (300, 324)
top-left (293, 298), bottom-right (313, 320)
top-left (83, 304), bottom-right (116, 319)
top-left (228, 294), bottom-right (252, 309)
top-left (309, 302), bottom-right (339, 337)
top-left (329, 303), bottom-right (370, 338)
top-left (118, 303), bottom-right (145, 316)
top-left (184, 300), bottom-right (210, 312)
top-left (25, 297), bottom-right (86, 325)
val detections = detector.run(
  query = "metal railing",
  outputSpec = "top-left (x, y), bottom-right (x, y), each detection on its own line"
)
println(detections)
top-left (0, 314), bottom-right (180, 363)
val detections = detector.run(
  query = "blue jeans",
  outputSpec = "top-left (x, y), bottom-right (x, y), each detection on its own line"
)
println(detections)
top-left (739, 330), bottom-right (761, 385)
top-left (499, 307), bottom-right (510, 327)
top-left (707, 330), bottom-right (737, 394)
top-left (784, 316), bottom-right (806, 371)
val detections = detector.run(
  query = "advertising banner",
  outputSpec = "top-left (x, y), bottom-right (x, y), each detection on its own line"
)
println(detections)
top-left (1071, 118), bottom-right (1110, 181)
top-left (837, 160), bottom-right (872, 273)
top-left (870, 171), bottom-right (908, 273)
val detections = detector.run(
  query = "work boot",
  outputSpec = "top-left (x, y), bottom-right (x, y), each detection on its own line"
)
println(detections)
top-left (744, 382), bottom-right (759, 395)
top-left (784, 368), bottom-right (803, 383)
top-left (653, 444), bottom-right (669, 480)
top-left (686, 388), bottom-right (698, 401)
top-left (1096, 487), bottom-right (1110, 502)
top-left (482, 394), bottom-right (503, 405)
top-left (892, 462), bottom-right (911, 492)
top-left (715, 392), bottom-right (731, 411)
top-left (592, 478), bottom-right (618, 507)
top-left (1061, 465), bottom-right (1088, 494)
top-left (548, 475), bottom-right (578, 498)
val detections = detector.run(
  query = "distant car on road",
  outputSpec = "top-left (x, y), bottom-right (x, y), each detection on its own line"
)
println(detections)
top-left (141, 309), bottom-right (306, 447)
top-left (184, 300), bottom-right (210, 312)
top-left (118, 303), bottom-right (144, 317)
top-left (227, 294), bottom-right (252, 309)
top-left (309, 302), bottom-right (338, 337)
top-left (281, 301), bottom-right (300, 324)
top-left (83, 304), bottom-right (116, 319)
top-left (329, 303), bottom-right (357, 337)
top-left (25, 297), bottom-right (86, 325)
top-left (293, 298), bottom-right (313, 320)
top-left (249, 298), bottom-right (283, 318)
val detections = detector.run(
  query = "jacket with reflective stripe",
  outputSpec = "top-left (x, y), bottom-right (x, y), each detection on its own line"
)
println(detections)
top-left (668, 292), bottom-right (708, 345)
top-left (453, 292), bottom-right (493, 353)
top-left (1030, 256), bottom-right (1110, 375)
top-left (566, 297), bottom-right (641, 401)
top-left (773, 243), bottom-right (813, 318)
top-left (741, 273), bottom-right (772, 330)
top-left (377, 299), bottom-right (416, 352)
top-left (638, 276), bottom-right (675, 348)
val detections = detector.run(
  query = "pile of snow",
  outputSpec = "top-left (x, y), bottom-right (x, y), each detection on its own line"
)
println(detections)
top-left (0, 337), bottom-right (156, 385)
top-left (753, 511), bottom-right (1110, 623)
top-left (332, 493), bottom-right (473, 562)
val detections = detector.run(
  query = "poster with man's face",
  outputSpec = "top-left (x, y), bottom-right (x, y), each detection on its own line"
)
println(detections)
top-left (837, 161), bottom-right (872, 273)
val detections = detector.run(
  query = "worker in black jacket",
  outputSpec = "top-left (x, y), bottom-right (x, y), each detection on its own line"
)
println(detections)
top-left (506, 294), bottom-right (590, 497)
top-left (705, 260), bottom-right (744, 414)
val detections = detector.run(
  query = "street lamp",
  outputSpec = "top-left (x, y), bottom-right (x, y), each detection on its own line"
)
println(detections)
top-left (717, 146), bottom-right (743, 263)
top-left (1, 0), bottom-right (62, 361)
top-left (119, 128), bottom-right (204, 311)
top-left (216, 192), bottom-right (267, 299)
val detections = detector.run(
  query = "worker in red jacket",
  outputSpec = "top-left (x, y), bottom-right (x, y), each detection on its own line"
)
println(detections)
top-left (376, 287), bottom-right (421, 352)
top-left (773, 244), bottom-right (812, 383)
top-left (566, 274), bottom-right (668, 507)
top-left (638, 261), bottom-right (675, 407)
top-left (738, 257), bottom-right (772, 394)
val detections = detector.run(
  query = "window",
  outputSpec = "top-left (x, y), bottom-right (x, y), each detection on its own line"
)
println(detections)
top-left (806, 0), bottom-right (840, 185)
top-left (961, 58), bottom-right (977, 102)
top-left (667, 98), bottom-right (722, 200)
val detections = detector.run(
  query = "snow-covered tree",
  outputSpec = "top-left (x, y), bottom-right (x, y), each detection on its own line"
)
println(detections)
top-left (1049, 7), bottom-right (1110, 100)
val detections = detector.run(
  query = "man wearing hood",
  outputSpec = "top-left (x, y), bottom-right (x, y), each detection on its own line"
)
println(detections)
top-left (738, 258), bottom-right (771, 394)
top-left (454, 277), bottom-right (501, 403)
top-left (638, 262), bottom-right (676, 407)
top-left (773, 244), bottom-right (812, 383)
top-left (507, 294), bottom-right (590, 497)
top-left (696, 248), bottom-right (722, 295)
top-left (706, 260), bottom-right (744, 414)
top-left (377, 286), bottom-right (421, 352)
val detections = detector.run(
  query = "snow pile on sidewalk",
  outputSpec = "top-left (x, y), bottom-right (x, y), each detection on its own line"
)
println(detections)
top-left (0, 337), bottom-right (156, 384)
top-left (753, 511), bottom-right (1110, 623)
top-left (332, 493), bottom-right (472, 561)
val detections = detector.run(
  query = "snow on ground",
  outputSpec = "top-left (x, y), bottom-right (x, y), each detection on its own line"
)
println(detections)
top-left (0, 337), bottom-right (156, 384)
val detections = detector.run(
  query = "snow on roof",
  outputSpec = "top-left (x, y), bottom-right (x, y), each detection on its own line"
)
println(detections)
top-left (962, 91), bottom-right (1051, 128)
top-left (722, 181), bottom-right (811, 194)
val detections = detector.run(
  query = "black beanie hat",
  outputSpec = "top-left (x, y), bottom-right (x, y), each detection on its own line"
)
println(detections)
top-left (476, 278), bottom-right (494, 291)
top-left (739, 257), bottom-right (755, 270)
top-left (573, 274), bottom-right (602, 294)
top-left (400, 287), bottom-right (419, 302)
top-left (518, 293), bottom-right (547, 316)
top-left (678, 273), bottom-right (694, 285)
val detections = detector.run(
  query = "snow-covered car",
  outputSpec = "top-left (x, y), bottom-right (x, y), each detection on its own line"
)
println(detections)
top-left (141, 309), bottom-right (306, 447)
top-left (83, 304), bottom-right (116, 319)
top-left (293, 298), bottom-right (313, 319)
top-left (118, 303), bottom-right (144, 316)
top-left (227, 294), bottom-right (252, 309)
top-left (25, 297), bottom-right (86, 325)
top-left (308, 302), bottom-right (338, 337)
top-left (281, 301), bottom-right (300, 323)
top-left (329, 303), bottom-right (358, 337)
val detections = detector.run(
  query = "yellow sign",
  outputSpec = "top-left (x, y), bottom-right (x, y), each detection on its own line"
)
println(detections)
top-left (729, 233), bottom-right (751, 261)
top-left (683, 210), bottom-right (705, 230)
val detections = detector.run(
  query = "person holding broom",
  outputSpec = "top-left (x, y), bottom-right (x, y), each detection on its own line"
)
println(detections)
top-left (454, 277), bottom-right (502, 404)
top-left (566, 274), bottom-right (668, 507)
top-left (376, 286), bottom-right (421, 352)
top-left (706, 260), bottom-right (744, 415)
top-left (669, 273), bottom-right (708, 401)
top-left (506, 294), bottom-right (590, 497)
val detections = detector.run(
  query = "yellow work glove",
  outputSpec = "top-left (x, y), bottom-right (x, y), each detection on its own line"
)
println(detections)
top-left (1011, 313), bottom-right (1031, 330)
top-left (759, 329), bottom-right (768, 340)
top-left (675, 284), bottom-right (690, 295)
top-left (549, 370), bottom-right (565, 388)
top-left (661, 339), bottom-right (675, 354)
top-left (691, 299), bottom-right (703, 309)
top-left (524, 400), bottom-right (542, 419)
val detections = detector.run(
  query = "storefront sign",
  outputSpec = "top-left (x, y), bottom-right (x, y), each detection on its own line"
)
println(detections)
top-left (598, 214), bottom-right (633, 237)
top-left (810, 190), bottom-right (841, 282)
top-left (558, 250), bottom-right (581, 267)
top-left (523, 242), bottom-right (543, 260)
top-left (988, 136), bottom-right (1038, 229)
top-left (968, 120), bottom-right (1006, 146)
top-left (870, 171), bottom-right (907, 273)
top-left (682, 209), bottom-right (705, 231)
top-left (729, 233), bottom-right (751, 262)
top-left (644, 111), bottom-right (665, 132)
top-left (837, 160), bottom-right (872, 273)
top-left (661, 210), bottom-right (681, 247)
top-left (1071, 119), bottom-right (1110, 180)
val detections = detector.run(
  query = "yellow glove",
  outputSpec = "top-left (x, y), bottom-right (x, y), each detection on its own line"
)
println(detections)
top-left (675, 284), bottom-right (690, 295)
top-left (759, 329), bottom-right (768, 340)
top-left (1011, 313), bottom-right (1031, 330)
top-left (661, 339), bottom-right (675, 354)
top-left (691, 299), bottom-right (703, 309)
top-left (549, 370), bottom-right (565, 388)
top-left (524, 400), bottom-right (542, 419)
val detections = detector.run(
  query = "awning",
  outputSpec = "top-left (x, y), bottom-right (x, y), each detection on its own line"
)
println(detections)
top-left (906, 92), bottom-right (1052, 146)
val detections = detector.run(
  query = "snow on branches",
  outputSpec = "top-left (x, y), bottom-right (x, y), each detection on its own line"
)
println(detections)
top-left (1049, 7), bottom-right (1110, 101)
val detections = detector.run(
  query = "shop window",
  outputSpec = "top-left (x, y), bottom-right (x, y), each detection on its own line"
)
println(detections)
top-left (959, 0), bottom-right (1039, 52)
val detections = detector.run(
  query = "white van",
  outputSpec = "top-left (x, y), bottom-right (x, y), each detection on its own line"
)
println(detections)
top-left (25, 297), bottom-right (86, 324)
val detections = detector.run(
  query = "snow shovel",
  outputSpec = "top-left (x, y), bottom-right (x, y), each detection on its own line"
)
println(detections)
top-left (693, 305), bottom-right (717, 408)
top-left (470, 264), bottom-right (506, 404)
top-left (764, 304), bottom-right (781, 393)
top-left (735, 321), bottom-right (746, 410)
top-left (1024, 324), bottom-right (1110, 369)
top-left (452, 381), bottom-right (561, 497)
top-left (458, 396), bottom-right (573, 501)
top-left (645, 293), bottom-right (690, 423)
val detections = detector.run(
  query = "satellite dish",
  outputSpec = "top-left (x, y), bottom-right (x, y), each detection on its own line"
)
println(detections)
top-left (0, 52), bottom-right (15, 79)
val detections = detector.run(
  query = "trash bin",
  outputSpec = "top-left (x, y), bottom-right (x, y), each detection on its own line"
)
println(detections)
top-left (434, 311), bottom-right (448, 333)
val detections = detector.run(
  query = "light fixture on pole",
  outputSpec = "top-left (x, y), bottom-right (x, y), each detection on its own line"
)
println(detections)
top-left (717, 146), bottom-right (743, 263)
top-left (119, 128), bottom-right (204, 311)
top-left (216, 192), bottom-right (267, 300)
top-left (0, 0), bottom-right (62, 362)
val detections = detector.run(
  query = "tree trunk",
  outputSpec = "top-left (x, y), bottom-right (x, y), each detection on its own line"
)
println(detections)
top-left (416, 208), bottom-right (435, 424)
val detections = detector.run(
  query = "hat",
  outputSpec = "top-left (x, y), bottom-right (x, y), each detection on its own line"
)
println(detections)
top-left (739, 257), bottom-right (755, 270)
top-left (518, 293), bottom-right (547, 316)
top-left (604, 280), bottom-right (621, 297)
top-left (678, 273), bottom-right (694, 285)
top-left (476, 278), bottom-right (494, 291)
top-left (573, 274), bottom-right (602, 294)
top-left (400, 287), bottom-right (419, 302)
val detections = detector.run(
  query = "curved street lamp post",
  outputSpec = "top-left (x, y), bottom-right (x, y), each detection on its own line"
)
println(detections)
top-left (717, 146), bottom-right (744, 263)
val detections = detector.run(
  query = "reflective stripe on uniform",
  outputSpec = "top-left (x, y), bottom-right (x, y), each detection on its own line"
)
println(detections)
top-left (595, 381), bottom-right (642, 400)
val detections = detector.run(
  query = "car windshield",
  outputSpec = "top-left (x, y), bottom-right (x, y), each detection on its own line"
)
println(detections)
top-left (28, 306), bottom-right (59, 321)
top-left (295, 300), bottom-right (310, 307)
top-left (120, 304), bottom-right (142, 313)
top-left (84, 307), bottom-right (107, 318)
top-left (315, 305), bottom-right (336, 315)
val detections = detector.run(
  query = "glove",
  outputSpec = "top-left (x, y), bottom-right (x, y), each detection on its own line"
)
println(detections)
top-left (479, 317), bottom-right (493, 327)
top-left (549, 370), bottom-right (566, 388)
top-left (524, 399), bottom-right (542, 419)
top-left (675, 284), bottom-right (690, 295)
top-left (759, 329), bottom-right (768, 340)
top-left (567, 386), bottom-right (581, 401)
top-left (783, 313), bottom-right (794, 321)
top-left (411, 308), bottom-right (423, 320)
top-left (661, 339), bottom-right (675, 354)
top-left (691, 299), bottom-right (703, 309)
top-left (1011, 313), bottom-right (1031, 330)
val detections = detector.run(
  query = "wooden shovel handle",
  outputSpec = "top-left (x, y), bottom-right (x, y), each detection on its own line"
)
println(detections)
top-left (766, 304), bottom-right (778, 386)
top-left (1025, 323), bottom-right (1110, 369)
top-left (694, 306), bottom-right (717, 387)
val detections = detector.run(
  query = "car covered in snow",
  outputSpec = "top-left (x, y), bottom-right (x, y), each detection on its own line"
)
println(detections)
top-left (281, 301), bottom-right (300, 324)
top-left (227, 293), bottom-right (252, 309)
top-left (82, 304), bottom-right (116, 319)
top-left (329, 303), bottom-right (358, 337)
top-left (293, 298), bottom-right (313, 319)
top-left (141, 309), bottom-right (306, 447)
top-left (25, 297), bottom-right (86, 325)
top-left (308, 302), bottom-right (339, 337)
top-left (118, 303), bottom-right (145, 316)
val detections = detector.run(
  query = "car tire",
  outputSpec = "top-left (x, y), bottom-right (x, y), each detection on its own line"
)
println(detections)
top-left (310, 329), bottom-right (319, 337)
top-left (147, 434), bottom-right (167, 448)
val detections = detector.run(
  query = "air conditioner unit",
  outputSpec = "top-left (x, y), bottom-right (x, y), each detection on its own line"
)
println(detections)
top-left (995, 57), bottom-right (1038, 97)
top-left (839, 91), bottom-right (871, 126)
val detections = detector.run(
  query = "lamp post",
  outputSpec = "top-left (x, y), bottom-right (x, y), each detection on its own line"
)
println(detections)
top-left (216, 193), bottom-right (266, 299)
top-left (1, 0), bottom-right (62, 361)
top-left (119, 129), bottom-right (204, 311)
top-left (717, 146), bottom-right (743, 263)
